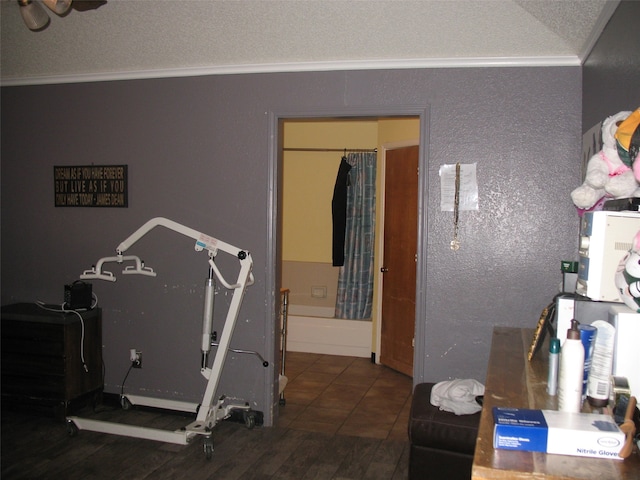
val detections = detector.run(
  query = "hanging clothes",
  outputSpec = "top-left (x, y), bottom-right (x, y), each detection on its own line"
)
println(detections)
top-left (331, 156), bottom-right (351, 267)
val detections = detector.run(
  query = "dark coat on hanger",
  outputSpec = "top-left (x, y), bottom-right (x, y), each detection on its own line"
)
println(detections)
top-left (332, 157), bottom-right (351, 266)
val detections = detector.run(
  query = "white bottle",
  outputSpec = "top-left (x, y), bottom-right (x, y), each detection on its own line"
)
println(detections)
top-left (587, 320), bottom-right (616, 407)
top-left (558, 319), bottom-right (585, 413)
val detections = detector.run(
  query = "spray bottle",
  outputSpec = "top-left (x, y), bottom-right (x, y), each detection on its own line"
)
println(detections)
top-left (558, 319), bottom-right (584, 413)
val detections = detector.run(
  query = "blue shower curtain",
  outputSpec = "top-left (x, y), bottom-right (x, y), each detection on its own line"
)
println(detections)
top-left (335, 152), bottom-right (377, 320)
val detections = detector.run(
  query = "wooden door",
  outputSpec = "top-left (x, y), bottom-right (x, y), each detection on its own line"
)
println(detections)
top-left (380, 145), bottom-right (418, 377)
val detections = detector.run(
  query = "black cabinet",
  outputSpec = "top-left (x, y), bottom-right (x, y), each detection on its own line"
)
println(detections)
top-left (1, 303), bottom-right (103, 416)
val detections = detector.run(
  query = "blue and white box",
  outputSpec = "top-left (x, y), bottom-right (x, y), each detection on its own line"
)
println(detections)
top-left (493, 407), bottom-right (625, 460)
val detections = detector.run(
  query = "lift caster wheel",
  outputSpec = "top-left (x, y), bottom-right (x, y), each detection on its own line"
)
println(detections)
top-left (243, 412), bottom-right (256, 430)
top-left (203, 437), bottom-right (214, 460)
top-left (66, 420), bottom-right (79, 437)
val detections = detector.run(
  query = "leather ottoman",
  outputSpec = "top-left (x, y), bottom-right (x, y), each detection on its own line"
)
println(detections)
top-left (408, 383), bottom-right (481, 480)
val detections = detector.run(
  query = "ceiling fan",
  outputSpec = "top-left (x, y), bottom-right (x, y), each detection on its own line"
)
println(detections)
top-left (17, 0), bottom-right (106, 31)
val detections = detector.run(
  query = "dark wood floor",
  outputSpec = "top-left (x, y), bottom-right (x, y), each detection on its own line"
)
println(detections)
top-left (1, 353), bottom-right (412, 480)
top-left (1, 406), bottom-right (409, 480)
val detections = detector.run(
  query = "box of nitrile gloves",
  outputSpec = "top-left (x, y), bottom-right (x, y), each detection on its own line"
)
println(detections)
top-left (493, 407), bottom-right (625, 460)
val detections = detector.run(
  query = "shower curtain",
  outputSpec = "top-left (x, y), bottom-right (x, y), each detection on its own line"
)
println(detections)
top-left (335, 151), bottom-right (377, 320)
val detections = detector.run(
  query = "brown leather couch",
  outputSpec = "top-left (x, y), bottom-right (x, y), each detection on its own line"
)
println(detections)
top-left (408, 383), bottom-right (481, 479)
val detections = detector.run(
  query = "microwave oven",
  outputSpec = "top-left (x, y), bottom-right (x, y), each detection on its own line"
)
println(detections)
top-left (576, 211), bottom-right (640, 302)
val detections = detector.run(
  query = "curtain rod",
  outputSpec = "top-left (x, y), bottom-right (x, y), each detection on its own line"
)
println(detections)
top-left (283, 147), bottom-right (377, 153)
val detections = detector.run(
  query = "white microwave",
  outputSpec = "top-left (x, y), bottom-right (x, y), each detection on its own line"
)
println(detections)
top-left (576, 211), bottom-right (640, 302)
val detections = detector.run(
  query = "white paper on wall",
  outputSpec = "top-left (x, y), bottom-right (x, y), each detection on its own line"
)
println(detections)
top-left (439, 163), bottom-right (479, 211)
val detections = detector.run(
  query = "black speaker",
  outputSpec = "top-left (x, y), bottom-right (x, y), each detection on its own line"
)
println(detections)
top-left (64, 281), bottom-right (93, 310)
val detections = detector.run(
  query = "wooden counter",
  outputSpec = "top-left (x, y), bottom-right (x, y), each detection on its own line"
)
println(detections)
top-left (472, 327), bottom-right (639, 480)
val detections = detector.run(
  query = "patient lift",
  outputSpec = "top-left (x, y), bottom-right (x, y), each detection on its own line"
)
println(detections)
top-left (66, 217), bottom-right (266, 459)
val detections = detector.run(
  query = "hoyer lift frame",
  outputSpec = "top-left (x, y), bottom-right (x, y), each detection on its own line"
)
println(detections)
top-left (66, 217), bottom-right (266, 458)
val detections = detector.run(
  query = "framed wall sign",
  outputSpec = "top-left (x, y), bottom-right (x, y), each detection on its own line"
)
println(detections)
top-left (54, 165), bottom-right (128, 208)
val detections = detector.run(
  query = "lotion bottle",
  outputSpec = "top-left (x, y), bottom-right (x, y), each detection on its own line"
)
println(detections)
top-left (586, 320), bottom-right (616, 407)
top-left (558, 319), bottom-right (584, 413)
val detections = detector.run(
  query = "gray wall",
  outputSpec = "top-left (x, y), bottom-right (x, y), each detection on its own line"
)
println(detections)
top-left (582, 0), bottom-right (640, 130)
top-left (2, 66), bottom-right (582, 425)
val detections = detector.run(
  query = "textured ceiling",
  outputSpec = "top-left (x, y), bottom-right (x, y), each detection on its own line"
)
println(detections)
top-left (0, 0), bottom-right (619, 85)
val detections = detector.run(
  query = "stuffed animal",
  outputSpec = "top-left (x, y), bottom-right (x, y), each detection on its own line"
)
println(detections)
top-left (571, 111), bottom-right (640, 211)
top-left (616, 107), bottom-right (640, 181)
top-left (615, 230), bottom-right (640, 313)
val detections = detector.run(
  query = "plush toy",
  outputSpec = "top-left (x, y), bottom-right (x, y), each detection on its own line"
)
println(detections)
top-left (571, 111), bottom-right (640, 211)
top-left (615, 230), bottom-right (640, 313)
top-left (616, 107), bottom-right (640, 181)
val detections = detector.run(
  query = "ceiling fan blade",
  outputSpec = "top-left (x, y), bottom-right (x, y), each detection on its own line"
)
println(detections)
top-left (71, 1), bottom-right (107, 12)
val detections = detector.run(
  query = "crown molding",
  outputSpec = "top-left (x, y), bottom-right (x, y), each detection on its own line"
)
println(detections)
top-left (0, 55), bottom-right (582, 87)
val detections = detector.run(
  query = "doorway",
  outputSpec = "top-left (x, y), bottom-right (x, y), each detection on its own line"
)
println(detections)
top-left (266, 106), bottom-right (430, 423)
top-left (279, 118), bottom-right (419, 374)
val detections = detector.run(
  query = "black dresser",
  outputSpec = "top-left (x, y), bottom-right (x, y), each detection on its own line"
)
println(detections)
top-left (1, 303), bottom-right (103, 417)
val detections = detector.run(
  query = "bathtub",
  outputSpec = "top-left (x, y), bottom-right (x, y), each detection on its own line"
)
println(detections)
top-left (285, 304), bottom-right (372, 358)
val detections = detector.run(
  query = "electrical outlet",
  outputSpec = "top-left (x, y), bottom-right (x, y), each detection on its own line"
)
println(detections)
top-left (133, 352), bottom-right (142, 368)
top-left (130, 348), bottom-right (142, 368)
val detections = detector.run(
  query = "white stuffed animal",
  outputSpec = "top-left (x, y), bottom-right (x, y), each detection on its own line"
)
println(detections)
top-left (615, 230), bottom-right (640, 313)
top-left (571, 111), bottom-right (640, 210)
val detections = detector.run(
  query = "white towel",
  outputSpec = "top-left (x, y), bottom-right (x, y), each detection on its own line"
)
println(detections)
top-left (430, 379), bottom-right (485, 415)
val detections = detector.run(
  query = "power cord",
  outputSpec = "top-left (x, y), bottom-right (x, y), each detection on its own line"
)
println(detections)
top-left (35, 291), bottom-right (99, 373)
top-left (120, 361), bottom-right (135, 399)
top-left (62, 307), bottom-right (89, 373)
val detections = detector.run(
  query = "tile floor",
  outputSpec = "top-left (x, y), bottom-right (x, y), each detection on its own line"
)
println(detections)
top-left (276, 351), bottom-right (413, 441)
